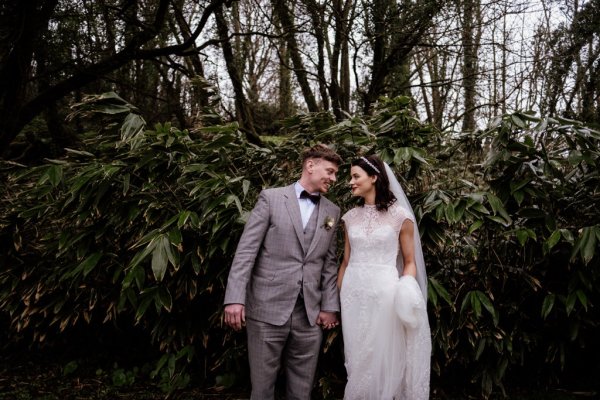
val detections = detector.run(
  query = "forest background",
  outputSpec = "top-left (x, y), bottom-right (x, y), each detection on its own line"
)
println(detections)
top-left (1, 0), bottom-right (599, 398)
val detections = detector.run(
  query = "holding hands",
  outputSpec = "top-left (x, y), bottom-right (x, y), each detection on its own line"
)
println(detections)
top-left (316, 311), bottom-right (339, 330)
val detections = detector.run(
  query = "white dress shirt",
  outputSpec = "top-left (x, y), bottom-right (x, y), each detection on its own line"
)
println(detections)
top-left (294, 182), bottom-right (317, 228)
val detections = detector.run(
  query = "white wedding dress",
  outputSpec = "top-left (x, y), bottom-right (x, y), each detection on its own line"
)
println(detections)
top-left (341, 202), bottom-right (431, 400)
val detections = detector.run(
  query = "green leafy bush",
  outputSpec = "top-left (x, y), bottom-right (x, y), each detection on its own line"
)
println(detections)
top-left (420, 112), bottom-right (600, 396)
top-left (1, 94), bottom-right (598, 397)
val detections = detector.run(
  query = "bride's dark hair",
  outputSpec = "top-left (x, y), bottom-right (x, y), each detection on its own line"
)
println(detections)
top-left (352, 155), bottom-right (397, 211)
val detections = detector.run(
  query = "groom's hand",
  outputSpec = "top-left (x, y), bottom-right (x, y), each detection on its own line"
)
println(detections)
top-left (316, 311), bottom-right (339, 330)
top-left (224, 304), bottom-right (246, 331)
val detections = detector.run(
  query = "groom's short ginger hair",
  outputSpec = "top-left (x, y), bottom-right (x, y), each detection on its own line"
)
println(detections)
top-left (301, 144), bottom-right (342, 166)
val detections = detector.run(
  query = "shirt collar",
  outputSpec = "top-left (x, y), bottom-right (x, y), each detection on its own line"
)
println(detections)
top-left (294, 182), bottom-right (319, 199)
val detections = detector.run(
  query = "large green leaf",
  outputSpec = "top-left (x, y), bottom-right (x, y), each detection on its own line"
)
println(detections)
top-left (428, 277), bottom-right (452, 307)
top-left (151, 235), bottom-right (170, 282)
top-left (541, 294), bottom-right (555, 319)
top-left (545, 230), bottom-right (561, 251)
top-left (475, 291), bottom-right (498, 326)
top-left (571, 226), bottom-right (598, 264)
top-left (47, 165), bottom-right (64, 187)
top-left (157, 286), bottom-right (173, 312)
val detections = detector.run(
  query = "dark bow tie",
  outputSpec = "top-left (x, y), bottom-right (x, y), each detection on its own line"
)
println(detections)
top-left (300, 190), bottom-right (320, 204)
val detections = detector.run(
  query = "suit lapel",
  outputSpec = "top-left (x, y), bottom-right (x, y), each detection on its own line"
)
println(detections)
top-left (306, 200), bottom-right (326, 258)
top-left (283, 185), bottom-right (307, 253)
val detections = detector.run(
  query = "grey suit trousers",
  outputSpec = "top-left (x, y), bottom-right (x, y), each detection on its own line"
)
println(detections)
top-left (246, 296), bottom-right (323, 400)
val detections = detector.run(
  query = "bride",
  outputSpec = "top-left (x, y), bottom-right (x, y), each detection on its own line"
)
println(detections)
top-left (337, 155), bottom-right (431, 400)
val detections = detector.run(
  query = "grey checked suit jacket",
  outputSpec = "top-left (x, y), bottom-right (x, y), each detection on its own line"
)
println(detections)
top-left (224, 184), bottom-right (341, 326)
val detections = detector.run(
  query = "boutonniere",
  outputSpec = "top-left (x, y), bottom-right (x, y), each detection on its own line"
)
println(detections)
top-left (322, 216), bottom-right (335, 231)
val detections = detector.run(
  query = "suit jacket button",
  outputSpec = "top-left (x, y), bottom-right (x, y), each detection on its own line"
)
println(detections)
top-left (297, 280), bottom-right (302, 285)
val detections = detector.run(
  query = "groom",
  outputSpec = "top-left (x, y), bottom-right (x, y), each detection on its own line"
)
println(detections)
top-left (223, 144), bottom-right (342, 400)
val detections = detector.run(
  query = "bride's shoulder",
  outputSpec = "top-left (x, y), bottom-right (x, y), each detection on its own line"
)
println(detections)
top-left (388, 201), bottom-right (403, 214)
top-left (389, 201), bottom-right (414, 220)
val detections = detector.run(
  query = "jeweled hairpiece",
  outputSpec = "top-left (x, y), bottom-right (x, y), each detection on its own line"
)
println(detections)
top-left (360, 156), bottom-right (381, 174)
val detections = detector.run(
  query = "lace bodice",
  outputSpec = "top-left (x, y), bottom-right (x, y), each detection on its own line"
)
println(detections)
top-left (342, 202), bottom-right (414, 267)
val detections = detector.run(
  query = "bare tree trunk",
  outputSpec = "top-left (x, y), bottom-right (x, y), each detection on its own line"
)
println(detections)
top-left (329, 0), bottom-right (343, 118)
top-left (276, 23), bottom-right (294, 117)
top-left (214, 6), bottom-right (260, 144)
top-left (270, 1), bottom-right (294, 117)
top-left (415, 50), bottom-right (433, 125)
top-left (171, 0), bottom-right (210, 110)
top-left (431, 49), bottom-right (448, 130)
top-left (272, 0), bottom-right (319, 112)
top-left (303, 0), bottom-right (329, 111)
top-left (0, 0), bottom-right (225, 155)
top-left (329, 0), bottom-right (354, 118)
top-left (501, 5), bottom-right (507, 115)
top-left (34, 23), bottom-right (79, 155)
top-left (237, 3), bottom-right (258, 109)
top-left (0, 0), bottom-right (59, 157)
top-left (460, 0), bottom-right (481, 132)
top-left (340, 18), bottom-right (351, 113)
top-left (362, 0), bottom-right (441, 114)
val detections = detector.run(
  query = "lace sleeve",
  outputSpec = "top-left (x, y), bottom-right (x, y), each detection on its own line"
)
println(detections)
top-left (389, 202), bottom-right (415, 234)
